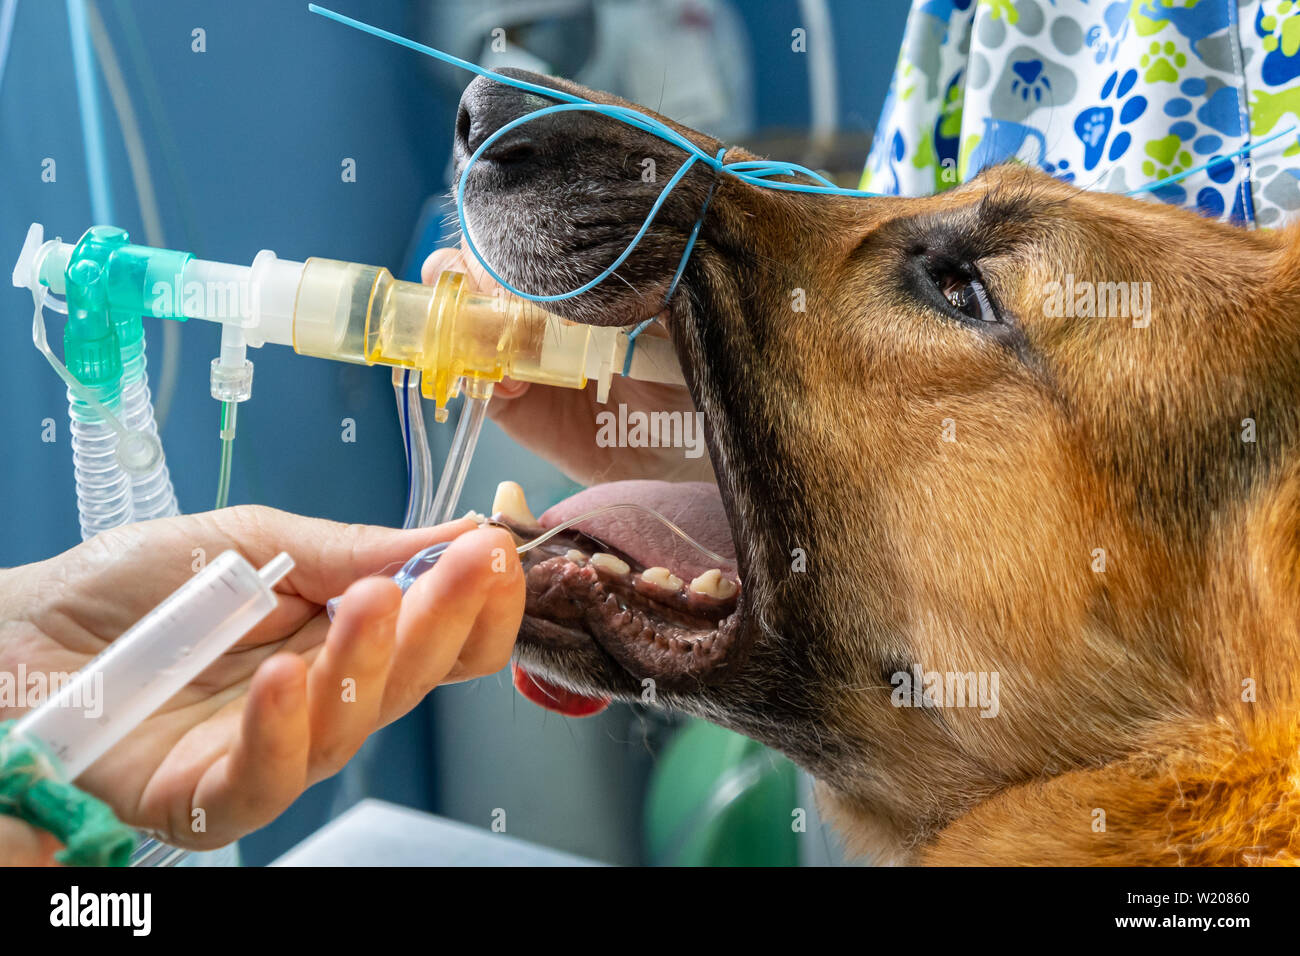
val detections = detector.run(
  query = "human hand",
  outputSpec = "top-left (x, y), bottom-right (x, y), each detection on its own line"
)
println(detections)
top-left (421, 245), bottom-right (714, 487)
top-left (0, 814), bottom-right (60, 866)
top-left (0, 506), bottom-right (522, 850)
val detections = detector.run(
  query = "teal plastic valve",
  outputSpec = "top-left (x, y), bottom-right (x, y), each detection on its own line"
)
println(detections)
top-left (60, 226), bottom-right (193, 393)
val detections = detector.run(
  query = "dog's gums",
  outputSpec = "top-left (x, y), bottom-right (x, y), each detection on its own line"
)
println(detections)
top-left (521, 546), bottom-right (739, 665)
top-left (492, 480), bottom-right (743, 713)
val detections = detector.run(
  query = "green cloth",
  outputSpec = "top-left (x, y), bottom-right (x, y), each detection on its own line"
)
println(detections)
top-left (0, 720), bottom-right (135, 866)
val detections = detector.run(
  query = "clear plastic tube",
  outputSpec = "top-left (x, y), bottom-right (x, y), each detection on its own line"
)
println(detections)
top-left (68, 390), bottom-right (134, 540)
top-left (324, 502), bottom-right (733, 620)
top-left (427, 392), bottom-right (488, 526)
top-left (516, 502), bottom-right (734, 565)
top-left (215, 401), bottom-right (235, 509)
top-left (395, 369), bottom-right (433, 530)
top-left (119, 372), bottom-right (179, 520)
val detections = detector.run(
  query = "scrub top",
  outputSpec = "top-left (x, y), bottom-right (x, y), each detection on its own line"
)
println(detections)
top-left (862, 0), bottom-right (1300, 227)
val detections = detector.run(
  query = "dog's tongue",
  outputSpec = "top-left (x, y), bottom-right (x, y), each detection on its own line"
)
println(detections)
top-left (512, 664), bottom-right (610, 717)
top-left (540, 480), bottom-right (735, 581)
top-left (511, 480), bottom-right (735, 718)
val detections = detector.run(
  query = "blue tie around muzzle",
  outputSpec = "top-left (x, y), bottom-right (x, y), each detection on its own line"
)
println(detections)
top-left (306, 2), bottom-right (1294, 375)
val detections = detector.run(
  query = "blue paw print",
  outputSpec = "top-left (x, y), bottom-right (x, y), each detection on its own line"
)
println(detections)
top-left (1042, 158), bottom-right (1075, 184)
top-left (1011, 60), bottom-right (1052, 103)
top-left (1084, 1), bottom-right (1132, 64)
top-left (1073, 68), bottom-right (1148, 170)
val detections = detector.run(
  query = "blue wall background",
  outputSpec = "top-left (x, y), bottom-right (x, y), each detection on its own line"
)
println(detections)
top-left (1, 0), bottom-right (449, 560)
top-left (0, 0), bottom-right (908, 864)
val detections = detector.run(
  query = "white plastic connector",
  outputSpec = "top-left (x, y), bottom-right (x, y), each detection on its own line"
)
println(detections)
top-left (585, 326), bottom-right (621, 404)
top-left (11, 222), bottom-right (43, 289)
top-left (620, 332), bottom-right (684, 387)
top-left (12, 223), bottom-right (73, 299)
top-left (247, 249), bottom-right (301, 348)
top-left (180, 250), bottom-right (302, 348)
top-left (584, 325), bottom-right (686, 404)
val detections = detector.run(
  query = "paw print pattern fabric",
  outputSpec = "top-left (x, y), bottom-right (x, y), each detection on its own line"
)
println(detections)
top-left (863, 0), bottom-right (1300, 227)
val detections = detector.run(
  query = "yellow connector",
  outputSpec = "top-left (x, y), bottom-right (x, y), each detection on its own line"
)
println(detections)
top-left (291, 259), bottom-right (621, 422)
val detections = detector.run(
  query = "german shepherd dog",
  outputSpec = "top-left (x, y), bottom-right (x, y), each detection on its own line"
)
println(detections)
top-left (455, 71), bottom-right (1300, 865)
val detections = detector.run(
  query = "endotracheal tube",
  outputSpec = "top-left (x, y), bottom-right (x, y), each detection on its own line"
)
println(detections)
top-left (325, 502), bottom-right (733, 620)
top-left (13, 224), bottom-right (685, 530)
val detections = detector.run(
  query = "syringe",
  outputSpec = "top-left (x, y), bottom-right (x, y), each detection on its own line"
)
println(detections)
top-left (10, 550), bottom-right (293, 781)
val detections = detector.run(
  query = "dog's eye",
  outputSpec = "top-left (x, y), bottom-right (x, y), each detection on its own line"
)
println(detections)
top-left (934, 272), bottom-right (998, 324)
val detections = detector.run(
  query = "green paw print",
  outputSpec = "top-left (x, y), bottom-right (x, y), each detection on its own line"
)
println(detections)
top-left (1140, 40), bottom-right (1185, 84)
top-left (1261, 1), bottom-right (1300, 58)
top-left (988, 0), bottom-right (1018, 24)
top-left (1141, 135), bottom-right (1193, 180)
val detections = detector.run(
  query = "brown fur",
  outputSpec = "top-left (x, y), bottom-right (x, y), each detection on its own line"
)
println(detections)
top-left (456, 72), bottom-right (1300, 865)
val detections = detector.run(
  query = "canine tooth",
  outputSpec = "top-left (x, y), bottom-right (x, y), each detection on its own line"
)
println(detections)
top-left (641, 566), bottom-right (684, 591)
top-left (492, 481), bottom-right (537, 525)
top-left (590, 552), bottom-right (630, 576)
top-left (689, 569), bottom-right (738, 599)
top-left (565, 549), bottom-right (587, 565)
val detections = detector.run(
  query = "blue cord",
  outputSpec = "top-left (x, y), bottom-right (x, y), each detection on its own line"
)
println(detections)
top-left (621, 146), bottom-right (726, 376)
top-left (1126, 123), bottom-right (1297, 197)
top-left (308, 3), bottom-right (881, 308)
top-left (308, 3), bottom-right (1299, 328)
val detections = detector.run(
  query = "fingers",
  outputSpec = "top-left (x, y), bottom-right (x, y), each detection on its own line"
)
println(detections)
top-left (136, 528), bottom-right (522, 843)
top-left (440, 532), bottom-right (528, 685)
top-left (489, 377), bottom-right (532, 402)
top-left (420, 244), bottom-right (496, 292)
top-left (192, 653), bottom-right (309, 843)
top-left (0, 814), bottom-right (61, 866)
top-left (421, 246), bottom-right (461, 285)
top-left (213, 507), bottom-right (478, 606)
top-left (303, 577), bottom-right (401, 784)
top-left (382, 526), bottom-right (523, 718)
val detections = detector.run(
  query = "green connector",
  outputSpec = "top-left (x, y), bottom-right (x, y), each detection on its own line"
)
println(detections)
top-left (62, 226), bottom-right (193, 393)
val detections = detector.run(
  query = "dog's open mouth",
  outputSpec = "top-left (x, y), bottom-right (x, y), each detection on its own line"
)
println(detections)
top-left (492, 479), bottom-right (742, 717)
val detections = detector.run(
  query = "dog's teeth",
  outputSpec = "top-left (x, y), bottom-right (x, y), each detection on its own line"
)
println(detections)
top-left (689, 569), bottom-right (738, 599)
top-left (462, 509), bottom-right (486, 523)
top-left (641, 566), bottom-right (683, 591)
top-left (492, 480), bottom-right (537, 525)
top-left (590, 552), bottom-right (630, 576)
top-left (565, 549), bottom-right (587, 565)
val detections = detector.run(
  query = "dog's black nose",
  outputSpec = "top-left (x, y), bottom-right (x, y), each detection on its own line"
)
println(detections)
top-left (456, 71), bottom-right (561, 164)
